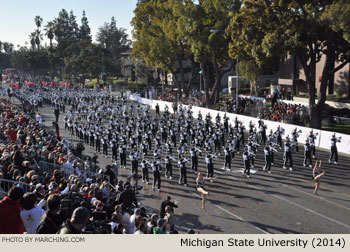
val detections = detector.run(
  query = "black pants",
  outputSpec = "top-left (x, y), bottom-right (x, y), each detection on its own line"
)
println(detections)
top-left (132, 160), bottom-right (138, 175)
top-left (284, 152), bottom-right (293, 168)
top-left (303, 151), bottom-right (312, 166)
top-left (329, 146), bottom-right (338, 162)
top-left (264, 156), bottom-right (271, 171)
top-left (295, 143), bottom-right (299, 152)
top-left (179, 168), bottom-right (187, 184)
top-left (95, 141), bottom-right (101, 152)
top-left (84, 135), bottom-right (89, 144)
top-left (120, 154), bottom-right (126, 167)
top-left (112, 147), bottom-right (118, 160)
top-left (236, 140), bottom-right (240, 152)
top-left (90, 136), bottom-right (94, 147)
top-left (207, 164), bottom-right (214, 178)
top-left (244, 161), bottom-right (250, 175)
top-left (311, 145), bottom-right (316, 157)
top-left (103, 144), bottom-right (108, 155)
top-left (214, 141), bottom-right (220, 152)
top-left (261, 132), bottom-right (266, 144)
top-left (191, 156), bottom-right (198, 171)
top-left (166, 164), bottom-right (172, 177)
top-left (153, 170), bottom-right (161, 189)
top-left (250, 155), bottom-right (254, 166)
top-left (277, 136), bottom-right (282, 147)
top-left (224, 156), bottom-right (231, 169)
top-left (142, 168), bottom-right (149, 182)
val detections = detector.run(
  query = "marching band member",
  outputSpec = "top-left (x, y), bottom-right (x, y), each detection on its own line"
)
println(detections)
top-left (329, 133), bottom-right (341, 164)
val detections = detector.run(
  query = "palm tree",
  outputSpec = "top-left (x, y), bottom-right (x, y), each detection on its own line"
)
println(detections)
top-left (35, 15), bottom-right (43, 30)
top-left (44, 21), bottom-right (55, 50)
top-left (29, 32), bottom-right (36, 51)
top-left (34, 16), bottom-right (43, 50)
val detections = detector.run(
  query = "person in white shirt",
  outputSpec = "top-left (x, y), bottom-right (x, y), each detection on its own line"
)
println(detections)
top-left (129, 208), bottom-right (141, 234)
top-left (20, 192), bottom-right (45, 234)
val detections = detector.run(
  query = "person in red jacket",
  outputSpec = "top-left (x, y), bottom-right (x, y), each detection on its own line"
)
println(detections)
top-left (10, 128), bottom-right (17, 142)
top-left (0, 186), bottom-right (25, 234)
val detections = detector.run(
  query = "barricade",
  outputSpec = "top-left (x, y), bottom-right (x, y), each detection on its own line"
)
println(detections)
top-left (38, 161), bottom-right (110, 182)
top-left (0, 178), bottom-right (31, 195)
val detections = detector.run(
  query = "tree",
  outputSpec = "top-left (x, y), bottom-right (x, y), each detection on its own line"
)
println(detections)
top-left (132, 0), bottom-right (193, 98)
top-left (79, 10), bottom-right (91, 41)
top-left (97, 17), bottom-right (131, 76)
top-left (238, 59), bottom-right (260, 95)
top-left (323, 0), bottom-right (350, 43)
top-left (179, 0), bottom-right (240, 107)
top-left (34, 15), bottom-right (43, 50)
top-left (226, 0), bottom-right (350, 129)
top-left (29, 32), bottom-right (36, 51)
top-left (44, 21), bottom-right (55, 50)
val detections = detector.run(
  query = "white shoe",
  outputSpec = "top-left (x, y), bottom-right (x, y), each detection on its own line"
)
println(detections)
top-left (334, 162), bottom-right (338, 165)
top-left (283, 166), bottom-right (287, 169)
top-left (221, 167), bottom-right (226, 170)
top-left (303, 163), bottom-right (306, 167)
top-left (242, 171), bottom-right (245, 175)
top-left (328, 159), bottom-right (331, 163)
top-left (312, 156), bottom-right (316, 159)
top-left (268, 171), bottom-right (271, 174)
top-left (263, 168), bottom-right (266, 172)
top-left (157, 189), bottom-right (160, 192)
top-left (246, 175), bottom-right (250, 178)
top-left (271, 163), bottom-right (274, 165)
top-left (309, 165), bottom-right (312, 168)
top-left (170, 176), bottom-right (172, 180)
top-left (184, 184), bottom-right (187, 187)
top-left (289, 167), bottom-right (293, 171)
top-left (210, 180), bottom-right (214, 183)
top-left (178, 181), bottom-right (181, 185)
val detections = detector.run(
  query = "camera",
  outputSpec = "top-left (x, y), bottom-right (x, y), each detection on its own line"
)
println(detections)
top-left (84, 219), bottom-right (111, 234)
top-left (59, 192), bottom-right (83, 218)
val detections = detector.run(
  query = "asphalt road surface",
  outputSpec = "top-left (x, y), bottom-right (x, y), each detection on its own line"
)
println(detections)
top-left (10, 89), bottom-right (350, 234)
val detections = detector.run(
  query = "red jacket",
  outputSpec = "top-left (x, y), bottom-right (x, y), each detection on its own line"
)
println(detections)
top-left (0, 196), bottom-right (24, 234)
top-left (10, 130), bottom-right (17, 142)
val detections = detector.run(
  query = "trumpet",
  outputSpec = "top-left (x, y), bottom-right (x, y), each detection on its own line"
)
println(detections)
top-left (270, 147), bottom-right (278, 152)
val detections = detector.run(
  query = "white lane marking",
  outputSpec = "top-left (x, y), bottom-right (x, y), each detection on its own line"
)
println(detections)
top-left (228, 176), bottom-right (350, 230)
top-left (191, 192), bottom-right (270, 234)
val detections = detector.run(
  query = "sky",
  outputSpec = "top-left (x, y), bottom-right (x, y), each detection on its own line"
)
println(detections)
top-left (0, 0), bottom-right (138, 48)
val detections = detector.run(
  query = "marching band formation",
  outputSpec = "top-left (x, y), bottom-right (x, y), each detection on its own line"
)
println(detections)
top-left (14, 88), bottom-right (342, 193)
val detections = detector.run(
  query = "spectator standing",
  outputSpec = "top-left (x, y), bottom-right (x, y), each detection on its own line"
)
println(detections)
top-left (0, 186), bottom-right (25, 234)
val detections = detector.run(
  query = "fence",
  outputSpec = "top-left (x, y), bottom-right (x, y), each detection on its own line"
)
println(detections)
top-left (38, 161), bottom-right (110, 183)
top-left (0, 178), bottom-right (31, 195)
